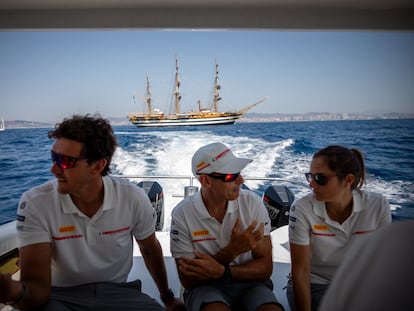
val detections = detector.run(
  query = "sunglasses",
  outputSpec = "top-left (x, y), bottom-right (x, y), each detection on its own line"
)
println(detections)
top-left (305, 172), bottom-right (336, 186)
top-left (51, 150), bottom-right (86, 169)
top-left (207, 172), bottom-right (240, 182)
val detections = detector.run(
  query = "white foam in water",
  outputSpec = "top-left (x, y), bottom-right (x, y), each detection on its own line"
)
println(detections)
top-left (363, 176), bottom-right (414, 212)
top-left (112, 131), bottom-right (307, 230)
top-left (112, 147), bottom-right (148, 176)
top-left (112, 130), bottom-right (413, 228)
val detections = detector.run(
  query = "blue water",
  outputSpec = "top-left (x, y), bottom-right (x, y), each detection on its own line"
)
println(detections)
top-left (1, 119), bottom-right (413, 226)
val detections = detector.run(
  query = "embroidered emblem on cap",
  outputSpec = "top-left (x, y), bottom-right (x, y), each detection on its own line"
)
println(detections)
top-left (212, 148), bottom-right (230, 162)
top-left (196, 161), bottom-right (211, 173)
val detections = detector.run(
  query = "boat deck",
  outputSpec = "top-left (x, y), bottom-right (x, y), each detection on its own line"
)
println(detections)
top-left (1, 227), bottom-right (291, 311)
top-left (131, 229), bottom-right (291, 310)
top-left (129, 258), bottom-right (291, 310)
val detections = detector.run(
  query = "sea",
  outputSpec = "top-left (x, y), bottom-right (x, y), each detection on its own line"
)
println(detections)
top-left (1, 119), bottom-right (413, 228)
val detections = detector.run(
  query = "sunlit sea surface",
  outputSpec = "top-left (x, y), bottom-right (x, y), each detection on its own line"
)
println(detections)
top-left (1, 119), bottom-right (413, 227)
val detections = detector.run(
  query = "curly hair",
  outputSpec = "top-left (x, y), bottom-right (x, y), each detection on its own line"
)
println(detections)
top-left (313, 145), bottom-right (366, 190)
top-left (48, 114), bottom-right (118, 176)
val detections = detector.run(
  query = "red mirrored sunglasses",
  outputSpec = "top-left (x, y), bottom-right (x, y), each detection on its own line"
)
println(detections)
top-left (51, 150), bottom-right (86, 169)
top-left (207, 172), bottom-right (240, 182)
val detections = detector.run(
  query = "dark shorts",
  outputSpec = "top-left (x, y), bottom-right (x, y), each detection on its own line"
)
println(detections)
top-left (286, 279), bottom-right (328, 311)
top-left (184, 279), bottom-right (283, 311)
top-left (39, 280), bottom-right (164, 311)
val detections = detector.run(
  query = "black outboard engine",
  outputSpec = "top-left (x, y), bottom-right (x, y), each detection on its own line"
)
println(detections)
top-left (263, 185), bottom-right (294, 231)
top-left (137, 181), bottom-right (164, 231)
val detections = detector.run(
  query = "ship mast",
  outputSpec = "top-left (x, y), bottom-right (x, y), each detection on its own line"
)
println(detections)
top-left (145, 74), bottom-right (152, 115)
top-left (212, 59), bottom-right (222, 112)
top-left (174, 57), bottom-right (181, 115)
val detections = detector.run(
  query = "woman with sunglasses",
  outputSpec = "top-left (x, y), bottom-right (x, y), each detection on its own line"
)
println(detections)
top-left (287, 145), bottom-right (391, 311)
top-left (170, 142), bottom-right (284, 311)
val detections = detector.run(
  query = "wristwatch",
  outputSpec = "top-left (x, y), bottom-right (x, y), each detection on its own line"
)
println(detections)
top-left (160, 288), bottom-right (175, 304)
top-left (222, 264), bottom-right (232, 285)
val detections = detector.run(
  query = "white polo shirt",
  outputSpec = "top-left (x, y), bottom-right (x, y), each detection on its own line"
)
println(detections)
top-left (170, 189), bottom-right (271, 265)
top-left (16, 176), bottom-right (156, 287)
top-left (288, 189), bottom-right (391, 284)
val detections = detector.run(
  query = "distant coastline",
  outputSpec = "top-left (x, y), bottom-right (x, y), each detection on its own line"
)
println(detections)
top-left (240, 111), bottom-right (414, 123)
top-left (2, 112), bottom-right (413, 129)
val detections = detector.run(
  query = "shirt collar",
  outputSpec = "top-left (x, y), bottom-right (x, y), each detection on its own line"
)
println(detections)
top-left (59, 176), bottom-right (114, 215)
top-left (312, 189), bottom-right (365, 218)
top-left (194, 191), bottom-right (238, 219)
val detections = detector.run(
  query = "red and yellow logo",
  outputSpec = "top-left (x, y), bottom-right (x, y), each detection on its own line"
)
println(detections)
top-left (193, 230), bottom-right (209, 237)
top-left (313, 224), bottom-right (328, 231)
top-left (59, 225), bottom-right (76, 233)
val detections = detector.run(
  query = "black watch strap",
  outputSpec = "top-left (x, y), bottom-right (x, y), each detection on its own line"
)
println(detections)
top-left (222, 264), bottom-right (232, 284)
top-left (160, 288), bottom-right (175, 304)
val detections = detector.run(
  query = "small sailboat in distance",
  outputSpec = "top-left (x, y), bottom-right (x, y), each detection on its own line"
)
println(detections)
top-left (127, 58), bottom-right (266, 128)
top-left (0, 117), bottom-right (5, 131)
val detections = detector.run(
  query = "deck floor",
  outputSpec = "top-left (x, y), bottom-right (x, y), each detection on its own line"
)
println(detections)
top-left (131, 228), bottom-right (291, 310)
top-left (128, 256), bottom-right (291, 310)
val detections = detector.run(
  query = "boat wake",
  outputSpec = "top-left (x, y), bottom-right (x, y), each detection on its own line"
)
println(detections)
top-left (113, 128), bottom-right (414, 221)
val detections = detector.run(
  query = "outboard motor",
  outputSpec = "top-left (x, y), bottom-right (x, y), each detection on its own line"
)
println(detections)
top-left (137, 181), bottom-right (164, 231)
top-left (263, 185), bottom-right (294, 231)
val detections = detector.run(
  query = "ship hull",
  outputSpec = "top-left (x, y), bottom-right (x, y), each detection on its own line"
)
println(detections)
top-left (130, 114), bottom-right (242, 127)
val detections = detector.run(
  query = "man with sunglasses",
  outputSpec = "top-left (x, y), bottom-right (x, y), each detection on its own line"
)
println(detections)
top-left (0, 115), bottom-right (184, 311)
top-left (287, 145), bottom-right (391, 311)
top-left (170, 142), bottom-right (284, 311)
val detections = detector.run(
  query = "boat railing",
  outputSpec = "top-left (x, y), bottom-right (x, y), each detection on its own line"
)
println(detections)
top-left (112, 174), bottom-right (309, 195)
top-left (113, 174), bottom-right (198, 184)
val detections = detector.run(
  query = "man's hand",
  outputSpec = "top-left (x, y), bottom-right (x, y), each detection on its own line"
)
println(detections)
top-left (178, 251), bottom-right (225, 281)
top-left (228, 218), bottom-right (264, 255)
top-left (164, 297), bottom-right (186, 311)
top-left (211, 218), bottom-right (265, 265)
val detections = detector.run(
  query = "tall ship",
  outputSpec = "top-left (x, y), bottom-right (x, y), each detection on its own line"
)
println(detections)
top-left (128, 58), bottom-right (266, 128)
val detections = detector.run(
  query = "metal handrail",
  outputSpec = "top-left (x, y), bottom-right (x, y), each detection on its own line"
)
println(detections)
top-left (111, 175), bottom-right (309, 189)
top-left (112, 175), bottom-right (198, 186)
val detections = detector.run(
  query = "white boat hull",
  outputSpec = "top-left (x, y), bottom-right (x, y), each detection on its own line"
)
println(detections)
top-left (130, 115), bottom-right (241, 127)
top-left (0, 221), bottom-right (17, 259)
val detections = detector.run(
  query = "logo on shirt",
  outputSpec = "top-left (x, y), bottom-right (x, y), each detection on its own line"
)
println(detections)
top-left (100, 226), bottom-right (130, 235)
top-left (312, 224), bottom-right (336, 237)
top-left (53, 234), bottom-right (83, 241)
top-left (191, 229), bottom-right (216, 243)
top-left (353, 230), bottom-right (374, 235)
top-left (19, 201), bottom-right (27, 209)
top-left (59, 225), bottom-right (76, 233)
top-left (192, 230), bottom-right (209, 236)
top-left (313, 224), bottom-right (328, 231)
top-left (53, 225), bottom-right (83, 241)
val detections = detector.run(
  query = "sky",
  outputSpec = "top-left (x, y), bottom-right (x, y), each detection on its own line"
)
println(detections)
top-left (0, 30), bottom-right (413, 123)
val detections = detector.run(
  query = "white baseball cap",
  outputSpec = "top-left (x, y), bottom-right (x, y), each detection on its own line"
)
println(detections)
top-left (192, 142), bottom-right (252, 176)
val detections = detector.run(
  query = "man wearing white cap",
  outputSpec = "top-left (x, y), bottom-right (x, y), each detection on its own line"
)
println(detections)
top-left (170, 142), bottom-right (284, 311)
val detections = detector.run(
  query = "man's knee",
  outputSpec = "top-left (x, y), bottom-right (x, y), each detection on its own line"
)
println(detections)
top-left (200, 301), bottom-right (231, 311)
top-left (255, 302), bottom-right (285, 311)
